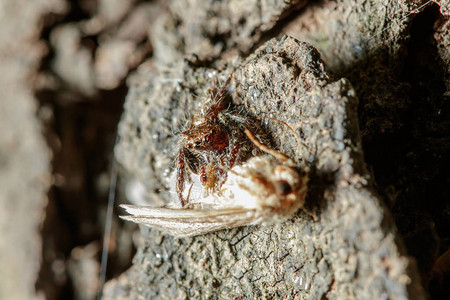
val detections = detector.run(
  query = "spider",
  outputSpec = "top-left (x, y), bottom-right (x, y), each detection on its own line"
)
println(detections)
top-left (176, 70), bottom-right (263, 207)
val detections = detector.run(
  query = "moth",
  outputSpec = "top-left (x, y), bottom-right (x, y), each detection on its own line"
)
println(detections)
top-left (120, 130), bottom-right (309, 237)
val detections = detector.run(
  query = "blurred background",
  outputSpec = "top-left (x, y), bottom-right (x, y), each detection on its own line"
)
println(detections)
top-left (0, 0), bottom-right (155, 299)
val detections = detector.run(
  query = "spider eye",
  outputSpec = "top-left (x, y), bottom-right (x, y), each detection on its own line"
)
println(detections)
top-left (193, 141), bottom-right (201, 149)
top-left (211, 129), bottom-right (216, 135)
top-left (275, 180), bottom-right (292, 196)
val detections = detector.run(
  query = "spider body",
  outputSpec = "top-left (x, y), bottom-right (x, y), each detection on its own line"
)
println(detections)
top-left (176, 71), bottom-right (260, 207)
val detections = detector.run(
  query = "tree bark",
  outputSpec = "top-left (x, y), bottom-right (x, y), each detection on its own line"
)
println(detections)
top-left (106, 0), bottom-right (450, 298)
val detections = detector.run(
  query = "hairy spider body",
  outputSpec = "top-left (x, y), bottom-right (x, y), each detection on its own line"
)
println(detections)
top-left (176, 71), bottom-right (261, 207)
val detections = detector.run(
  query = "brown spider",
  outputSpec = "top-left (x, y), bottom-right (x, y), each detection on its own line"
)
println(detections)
top-left (176, 70), bottom-right (262, 207)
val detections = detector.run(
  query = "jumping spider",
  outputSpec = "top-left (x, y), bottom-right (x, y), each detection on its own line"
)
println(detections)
top-left (176, 70), bottom-right (264, 207)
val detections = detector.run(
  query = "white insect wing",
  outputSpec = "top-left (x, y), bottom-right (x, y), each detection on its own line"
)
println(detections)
top-left (120, 155), bottom-right (308, 237)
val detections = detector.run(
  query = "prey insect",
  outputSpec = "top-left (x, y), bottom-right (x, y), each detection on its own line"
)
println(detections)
top-left (120, 129), bottom-right (309, 237)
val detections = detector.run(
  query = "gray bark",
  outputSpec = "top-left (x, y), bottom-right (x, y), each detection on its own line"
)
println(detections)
top-left (105, 0), bottom-right (450, 299)
top-left (106, 35), bottom-right (425, 299)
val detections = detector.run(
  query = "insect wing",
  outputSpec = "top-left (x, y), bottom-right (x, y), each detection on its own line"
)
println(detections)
top-left (120, 204), bottom-right (266, 237)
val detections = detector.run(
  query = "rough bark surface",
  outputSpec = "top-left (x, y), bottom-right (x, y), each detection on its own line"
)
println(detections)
top-left (104, 0), bottom-right (450, 299)
top-left (285, 2), bottom-right (450, 297)
top-left (106, 36), bottom-right (425, 299)
top-left (151, 0), bottom-right (307, 64)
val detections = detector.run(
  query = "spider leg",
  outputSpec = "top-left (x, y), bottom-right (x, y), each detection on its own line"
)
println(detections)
top-left (200, 164), bottom-right (214, 191)
top-left (228, 141), bottom-right (240, 169)
top-left (176, 149), bottom-right (188, 206)
top-left (209, 78), bottom-right (219, 99)
top-left (205, 70), bottom-right (235, 120)
top-left (213, 69), bottom-right (235, 102)
top-left (218, 140), bottom-right (240, 191)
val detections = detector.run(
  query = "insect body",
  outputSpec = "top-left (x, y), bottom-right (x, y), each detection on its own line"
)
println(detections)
top-left (120, 153), bottom-right (308, 237)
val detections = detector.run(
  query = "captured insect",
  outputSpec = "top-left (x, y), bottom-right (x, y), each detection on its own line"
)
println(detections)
top-left (120, 127), bottom-right (309, 237)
